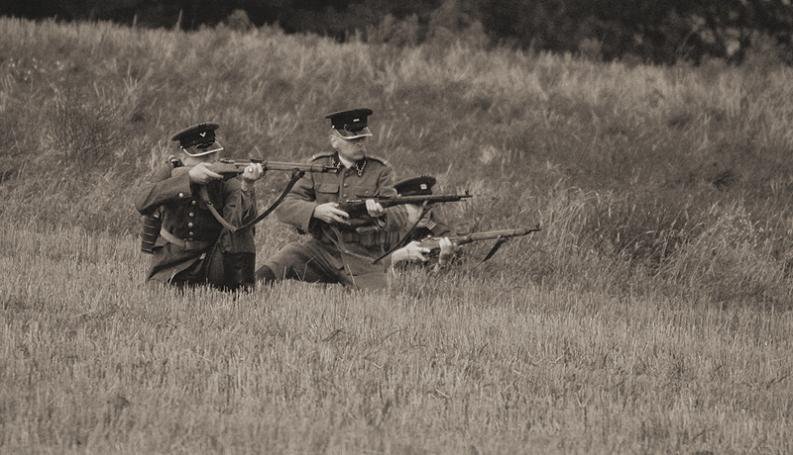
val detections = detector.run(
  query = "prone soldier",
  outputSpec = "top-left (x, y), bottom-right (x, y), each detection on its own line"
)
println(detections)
top-left (387, 176), bottom-right (541, 268)
top-left (387, 176), bottom-right (460, 268)
top-left (256, 108), bottom-right (411, 289)
top-left (135, 123), bottom-right (264, 290)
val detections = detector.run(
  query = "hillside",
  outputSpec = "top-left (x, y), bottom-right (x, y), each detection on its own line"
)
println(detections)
top-left (2, 18), bottom-right (793, 304)
top-left (0, 18), bottom-right (792, 454)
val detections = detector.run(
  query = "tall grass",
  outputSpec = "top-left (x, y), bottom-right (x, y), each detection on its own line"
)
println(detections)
top-left (1, 221), bottom-right (791, 454)
top-left (2, 18), bottom-right (792, 305)
top-left (1, 18), bottom-right (792, 453)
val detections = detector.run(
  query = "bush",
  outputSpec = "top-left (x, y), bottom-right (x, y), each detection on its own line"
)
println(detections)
top-left (224, 9), bottom-right (254, 32)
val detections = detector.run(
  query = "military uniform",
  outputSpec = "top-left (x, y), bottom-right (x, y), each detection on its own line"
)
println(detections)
top-left (387, 175), bottom-right (461, 268)
top-left (400, 209), bottom-right (452, 242)
top-left (257, 109), bottom-right (408, 289)
top-left (392, 175), bottom-right (454, 243)
top-left (135, 123), bottom-right (258, 289)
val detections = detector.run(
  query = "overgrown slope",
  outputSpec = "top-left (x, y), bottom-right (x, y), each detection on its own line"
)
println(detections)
top-left (1, 18), bottom-right (792, 303)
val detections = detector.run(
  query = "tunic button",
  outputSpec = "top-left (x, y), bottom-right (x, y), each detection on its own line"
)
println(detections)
top-left (189, 231), bottom-right (194, 236)
top-left (343, 183), bottom-right (348, 187)
top-left (188, 212), bottom-right (194, 217)
top-left (191, 200), bottom-right (197, 206)
top-left (178, 192), bottom-right (185, 198)
top-left (188, 222), bottom-right (194, 228)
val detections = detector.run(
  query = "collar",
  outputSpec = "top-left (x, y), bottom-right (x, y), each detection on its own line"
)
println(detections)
top-left (337, 153), bottom-right (355, 169)
top-left (333, 152), bottom-right (367, 176)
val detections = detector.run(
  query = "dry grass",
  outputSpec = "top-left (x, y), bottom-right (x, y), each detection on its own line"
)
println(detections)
top-left (2, 222), bottom-right (791, 454)
top-left (1, 18), bottom-right (792, 453)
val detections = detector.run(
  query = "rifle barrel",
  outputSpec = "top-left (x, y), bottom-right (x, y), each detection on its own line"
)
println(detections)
top-left (378, 193), bottom-right (472, 208)
top-left (340, 193), bottom-right (471, 216)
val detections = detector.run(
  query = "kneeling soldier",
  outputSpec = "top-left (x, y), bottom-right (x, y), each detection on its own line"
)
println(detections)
top-left (135, 123), bottom-right (263, 290)
top-left (256, 108), bottom-right (409, 289)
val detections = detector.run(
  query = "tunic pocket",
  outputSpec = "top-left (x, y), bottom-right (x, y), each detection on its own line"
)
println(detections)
top-left (317, 183), bottom-right (339, 194)
top-left (350, 187), bottom-right (375, 197)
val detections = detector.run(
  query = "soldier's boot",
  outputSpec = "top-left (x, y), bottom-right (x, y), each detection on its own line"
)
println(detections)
top-left (255, 265), bottom-right (276, 284)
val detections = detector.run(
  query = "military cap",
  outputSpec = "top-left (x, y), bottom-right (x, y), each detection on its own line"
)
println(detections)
top-left (171, 123), bottom-right (223, 157)
top-left (394, 175), bottom-right (437, 196)
top-left (325, 108), bottom-right (373, 139)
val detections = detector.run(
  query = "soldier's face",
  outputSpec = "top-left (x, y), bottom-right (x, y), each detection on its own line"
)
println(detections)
top-left (332, 134), bottom-right (368, 161)
top-left (181, 146), bottom-right (220, 166)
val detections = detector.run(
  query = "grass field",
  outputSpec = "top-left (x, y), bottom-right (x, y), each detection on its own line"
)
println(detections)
top-left (1, 18), bottom-right (792, 454)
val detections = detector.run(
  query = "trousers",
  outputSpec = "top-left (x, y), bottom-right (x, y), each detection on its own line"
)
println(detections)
top-left (257, 238), bottom-right (389, 289)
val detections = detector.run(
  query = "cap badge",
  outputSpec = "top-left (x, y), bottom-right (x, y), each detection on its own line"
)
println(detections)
top-left (420, 184), bottom-right (428, 190)
top-left (199, 132), bottom-right (207, 137)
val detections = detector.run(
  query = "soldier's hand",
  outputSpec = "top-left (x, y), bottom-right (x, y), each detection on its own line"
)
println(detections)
top-left (391, 241), bottom-right (431, 264)
top-left (241, 163), bottom-right (264, 182)
top-left (365, 199), bottom-right (385, 217)
top-left (188, 163), bottom-right (223, 184)
top-left (404, 241), bottom-right (431, 262)
top-left (313, 202), bottom-right (350, 225)
top-left (438, 237), bottom-right (457, 265)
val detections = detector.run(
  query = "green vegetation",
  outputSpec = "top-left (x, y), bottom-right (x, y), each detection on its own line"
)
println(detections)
top-left (1, 18), bottom-right (792, 453)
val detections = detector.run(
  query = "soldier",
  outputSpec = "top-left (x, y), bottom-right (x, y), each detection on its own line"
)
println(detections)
top-left (388, 176), bottom-right (459, 267)
top-left (135, 123), bottom-right (264, 290)
top-left (256, 108), bottom-right (409, 289)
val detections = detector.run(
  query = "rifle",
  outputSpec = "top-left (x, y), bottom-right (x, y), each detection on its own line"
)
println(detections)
top-left (207, 158), bottom-right (338, 178)
top-left (152, 158), bottom-right (336, 244)
top-left (339, 193), bottom-right (472, 219)
top-left (420, 226), bottom-right (541, 250)
top-left (415, 225), bottom-right (541, 263)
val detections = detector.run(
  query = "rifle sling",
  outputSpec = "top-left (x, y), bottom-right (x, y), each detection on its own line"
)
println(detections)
top-left (198, 170), bottom-right (305, 234)
top-left (199, 186), bottom-right (239, 232)
top-left (235, 169), bottom-right (305, 231)
top-left (480, 237), bottom-right (508, 263)
top-left (371, 200), bottom-right (430, 264)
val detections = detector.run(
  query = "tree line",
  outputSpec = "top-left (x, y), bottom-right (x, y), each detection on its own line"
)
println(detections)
top-left (2, 0), bottom-right (792, 64)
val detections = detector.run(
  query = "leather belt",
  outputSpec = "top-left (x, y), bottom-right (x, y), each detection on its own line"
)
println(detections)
top-left (159, 227), bottom-right (213, 250)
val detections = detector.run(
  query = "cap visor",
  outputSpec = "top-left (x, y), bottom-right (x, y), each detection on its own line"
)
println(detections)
top-left (336, 127), bottom-right (372, 140)
top-left (182, 141), bottom-right (224, 157)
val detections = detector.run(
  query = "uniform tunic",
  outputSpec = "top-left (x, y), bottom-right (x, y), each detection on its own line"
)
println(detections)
top-left (401, 209), bottom-right (453, 242)
top-left (259, 152), bottom-right (409, 289)
top-left (135, 163), bottom-right (257, 286)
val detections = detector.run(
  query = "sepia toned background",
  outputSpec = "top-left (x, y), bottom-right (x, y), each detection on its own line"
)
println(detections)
top-left (0, 2), bottom-right (792, 453)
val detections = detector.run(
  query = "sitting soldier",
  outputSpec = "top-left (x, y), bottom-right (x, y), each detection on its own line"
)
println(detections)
top-left (388, 175), bottom-right (460, 268)
top-left (135, 123), bottom-right (263, 290)
top-left (256, 108), bottom-right (410, 289)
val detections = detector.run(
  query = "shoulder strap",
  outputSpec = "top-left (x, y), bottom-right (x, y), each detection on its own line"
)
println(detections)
top-left (366, 155), bottom-right (391, 167)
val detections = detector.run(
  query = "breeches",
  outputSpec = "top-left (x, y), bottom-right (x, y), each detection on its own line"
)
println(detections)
top-left (169, 248), bottom-right (255, 291)
top-left (257, 239), bottom-right (388, 289)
